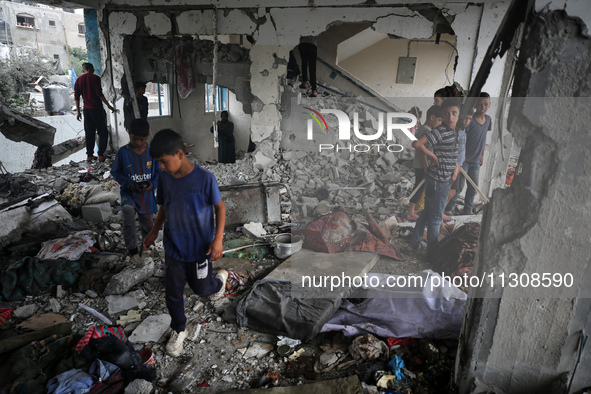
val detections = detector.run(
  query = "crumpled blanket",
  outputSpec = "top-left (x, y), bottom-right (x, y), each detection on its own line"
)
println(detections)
top-left (1, 255), bottom-right (83, 301)
top-left (37, 230), bottom-right (95, 261)
top-left (294, 211), bottom-right (405, 260)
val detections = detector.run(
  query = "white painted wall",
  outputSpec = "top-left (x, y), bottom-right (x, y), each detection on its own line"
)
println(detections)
top-left (147, 85), bottom-right (251, 162)
top-left (338, 34), bottom-right (457, 109)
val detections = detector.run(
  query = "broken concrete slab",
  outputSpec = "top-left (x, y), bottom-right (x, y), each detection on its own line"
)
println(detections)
top-left (220, 182), bottom-right (283, 226)
top-left (265, 249), bottom-right (379, 298)
top-left (81, 202), bottom-right (112, 223)
top-left (51, 136), bottom-right (85, 164)
top-left (105, 295), bottom-right (140, 316)
top-left (23, 199), bottom-right (72, 238)
top-left (13, 304), bottom-right (39, 319)
top-left (0, 206), bottom-right (30, 248)
top-left (103, 258), bottom-right (156, 295)
top-left (219, 375), bottom-right (363, 394)
top-left (16, 313), bottom-right (69, 331)
top-left (0, 103), bottom-right (56, 147)
top-left (129, 314), bottom-right (171, 343)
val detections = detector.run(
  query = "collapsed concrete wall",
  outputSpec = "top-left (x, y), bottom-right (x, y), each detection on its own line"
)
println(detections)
top-left (456, 7), bottom-right (591, 393)
top-left (91, 3), bottom-right (511, 171)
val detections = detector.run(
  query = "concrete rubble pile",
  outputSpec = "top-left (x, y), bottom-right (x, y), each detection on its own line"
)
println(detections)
top-left (0, 140), bottom-right (458, 393)
top-left (285, 94), bottom-right (416, 221)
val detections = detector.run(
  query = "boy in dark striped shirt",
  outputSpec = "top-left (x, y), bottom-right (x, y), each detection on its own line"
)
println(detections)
top-left (111, 119), bottom-right (161, 267)
top-left (407, 98), bottom-right (460, 251)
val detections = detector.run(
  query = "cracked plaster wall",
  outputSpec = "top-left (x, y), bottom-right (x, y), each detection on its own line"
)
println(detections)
top-left (95, 4), bottom-right (509, 168)
top-left (456, 7), bottom-right (591, 394)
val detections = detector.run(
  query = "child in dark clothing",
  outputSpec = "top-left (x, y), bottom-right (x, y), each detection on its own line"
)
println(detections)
top-left (143, 129), bottom-right (227, 357)
top-left (111, 119), bottom-right (160, 268)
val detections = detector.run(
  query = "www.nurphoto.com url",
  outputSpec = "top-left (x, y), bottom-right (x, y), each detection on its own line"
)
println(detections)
top-left (300, 272), bottom-right (574, 292)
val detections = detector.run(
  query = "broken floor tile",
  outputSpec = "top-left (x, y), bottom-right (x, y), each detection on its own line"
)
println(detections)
top-left (129, 314), bottom-right (171, 343)
top-left (106, 295), bottom-right (139, 316)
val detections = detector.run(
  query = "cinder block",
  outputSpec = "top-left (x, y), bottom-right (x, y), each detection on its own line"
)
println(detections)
top-left (81, 202), bottom-right (112, 222)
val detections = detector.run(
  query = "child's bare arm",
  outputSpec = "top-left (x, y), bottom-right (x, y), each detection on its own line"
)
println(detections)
top-left (208, 200), bottom-right (226, 261)
top-left (143, 208), bottom-right (165, 249)
top-left (412, 135), bottom-right (439, 167)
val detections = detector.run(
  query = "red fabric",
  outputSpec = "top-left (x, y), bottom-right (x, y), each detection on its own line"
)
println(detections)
top-left (74, 73), bottom-right (104, 109)
top-left (88, 372), bottom-right (124, 394)
top-left (176, 44), bottom-right (195, 99)
top-left (0, 303), bottom-right (13, 328)
top-left (294, 211), bottom-right (405, 261)
top-left (76, 325), bottom-right (128, 351)
top-left (387, 337), bottom-right (415, 348)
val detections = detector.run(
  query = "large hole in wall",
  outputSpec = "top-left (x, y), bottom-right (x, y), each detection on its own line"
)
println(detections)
top-left (120, 34), bottom-right (254, 162)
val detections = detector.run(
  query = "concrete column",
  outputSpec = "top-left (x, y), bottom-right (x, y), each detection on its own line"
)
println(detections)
top-left (84, 9), bottom-right (101, 76)
top-left (249, 44), bottom-right (290, 171)
top-left (456, 9), bottom-right (591, 394)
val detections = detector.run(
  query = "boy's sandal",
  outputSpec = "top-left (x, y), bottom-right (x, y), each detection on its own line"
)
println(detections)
top-left (309, 90), bottom-right (317, 97)
top-left (442, 214), bottom-right (452, 223)
top-left (406, 242), bottom-right (425, 252)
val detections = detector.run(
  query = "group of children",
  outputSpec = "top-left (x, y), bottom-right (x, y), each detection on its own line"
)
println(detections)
top-left (111, 119), bottom-right (228, 357)
top-left (407, 90), bottom-right (492, 252)
top-left (107, 82), bottom-right (490, 357)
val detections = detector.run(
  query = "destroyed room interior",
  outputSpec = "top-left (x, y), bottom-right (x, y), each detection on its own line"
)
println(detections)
top-left (0, 0), bottom-right (590, 393)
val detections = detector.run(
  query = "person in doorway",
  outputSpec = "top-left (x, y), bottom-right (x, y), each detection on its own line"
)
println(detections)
top-left (74, 62), bottom-right (116, 162)
top-left (111, 119), bottom-right (160, 268)
top-left (463, 92), bottom-right (492, 214)
top-left (407, 105), bottom-right (443, 220)
top-left (124, 81), bottom-right (149, 131)
top-left (298, 36), bottom-right (318, 97)
top-left (143, 129), bottom-right (228, 357)
top-left (210, 110), bottom-right (236, 163)
top-left (407, 98), bottom-right (460, 252)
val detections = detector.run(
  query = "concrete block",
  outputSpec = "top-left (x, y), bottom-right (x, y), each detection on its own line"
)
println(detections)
top-left (124, 380), bottom-right (153, 394)
top-left (81, 202), bottom-right (112, 223)
top-left (0, 206), bottom-right (30, 247)
top-left (103, 258), bottom-right (156, 295)
top-left (14, 304), bottom-right (39, 319)
top-left (24, 200), bottom-right (72, 237)
top-left (106, 295), bottom-right (140, 316)
top-left (129, 314), bottom-right (171, 343)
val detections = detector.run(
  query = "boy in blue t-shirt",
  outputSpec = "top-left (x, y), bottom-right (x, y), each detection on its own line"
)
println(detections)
top-left (111, 119), bottom-right (160, 268)
top-left (143, 129), bottom-right (227, 358)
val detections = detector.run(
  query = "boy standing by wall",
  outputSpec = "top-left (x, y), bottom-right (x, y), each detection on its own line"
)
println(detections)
top-left (111, 119), bottom-right (160, 268)
top-left (463, 93), bottom-right (492, 214)
top-left (143, 129), bottom-right (228, 357)
top-left (407, 105), bottom-right (443, 220)
top-left (445, 110), bottom-right (472, 215)
top-left (407, 98), bottom-right (460, 251)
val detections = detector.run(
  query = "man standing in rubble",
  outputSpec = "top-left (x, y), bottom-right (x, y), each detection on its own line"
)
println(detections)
top-left (74, 62), bottom-right (116, 162)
